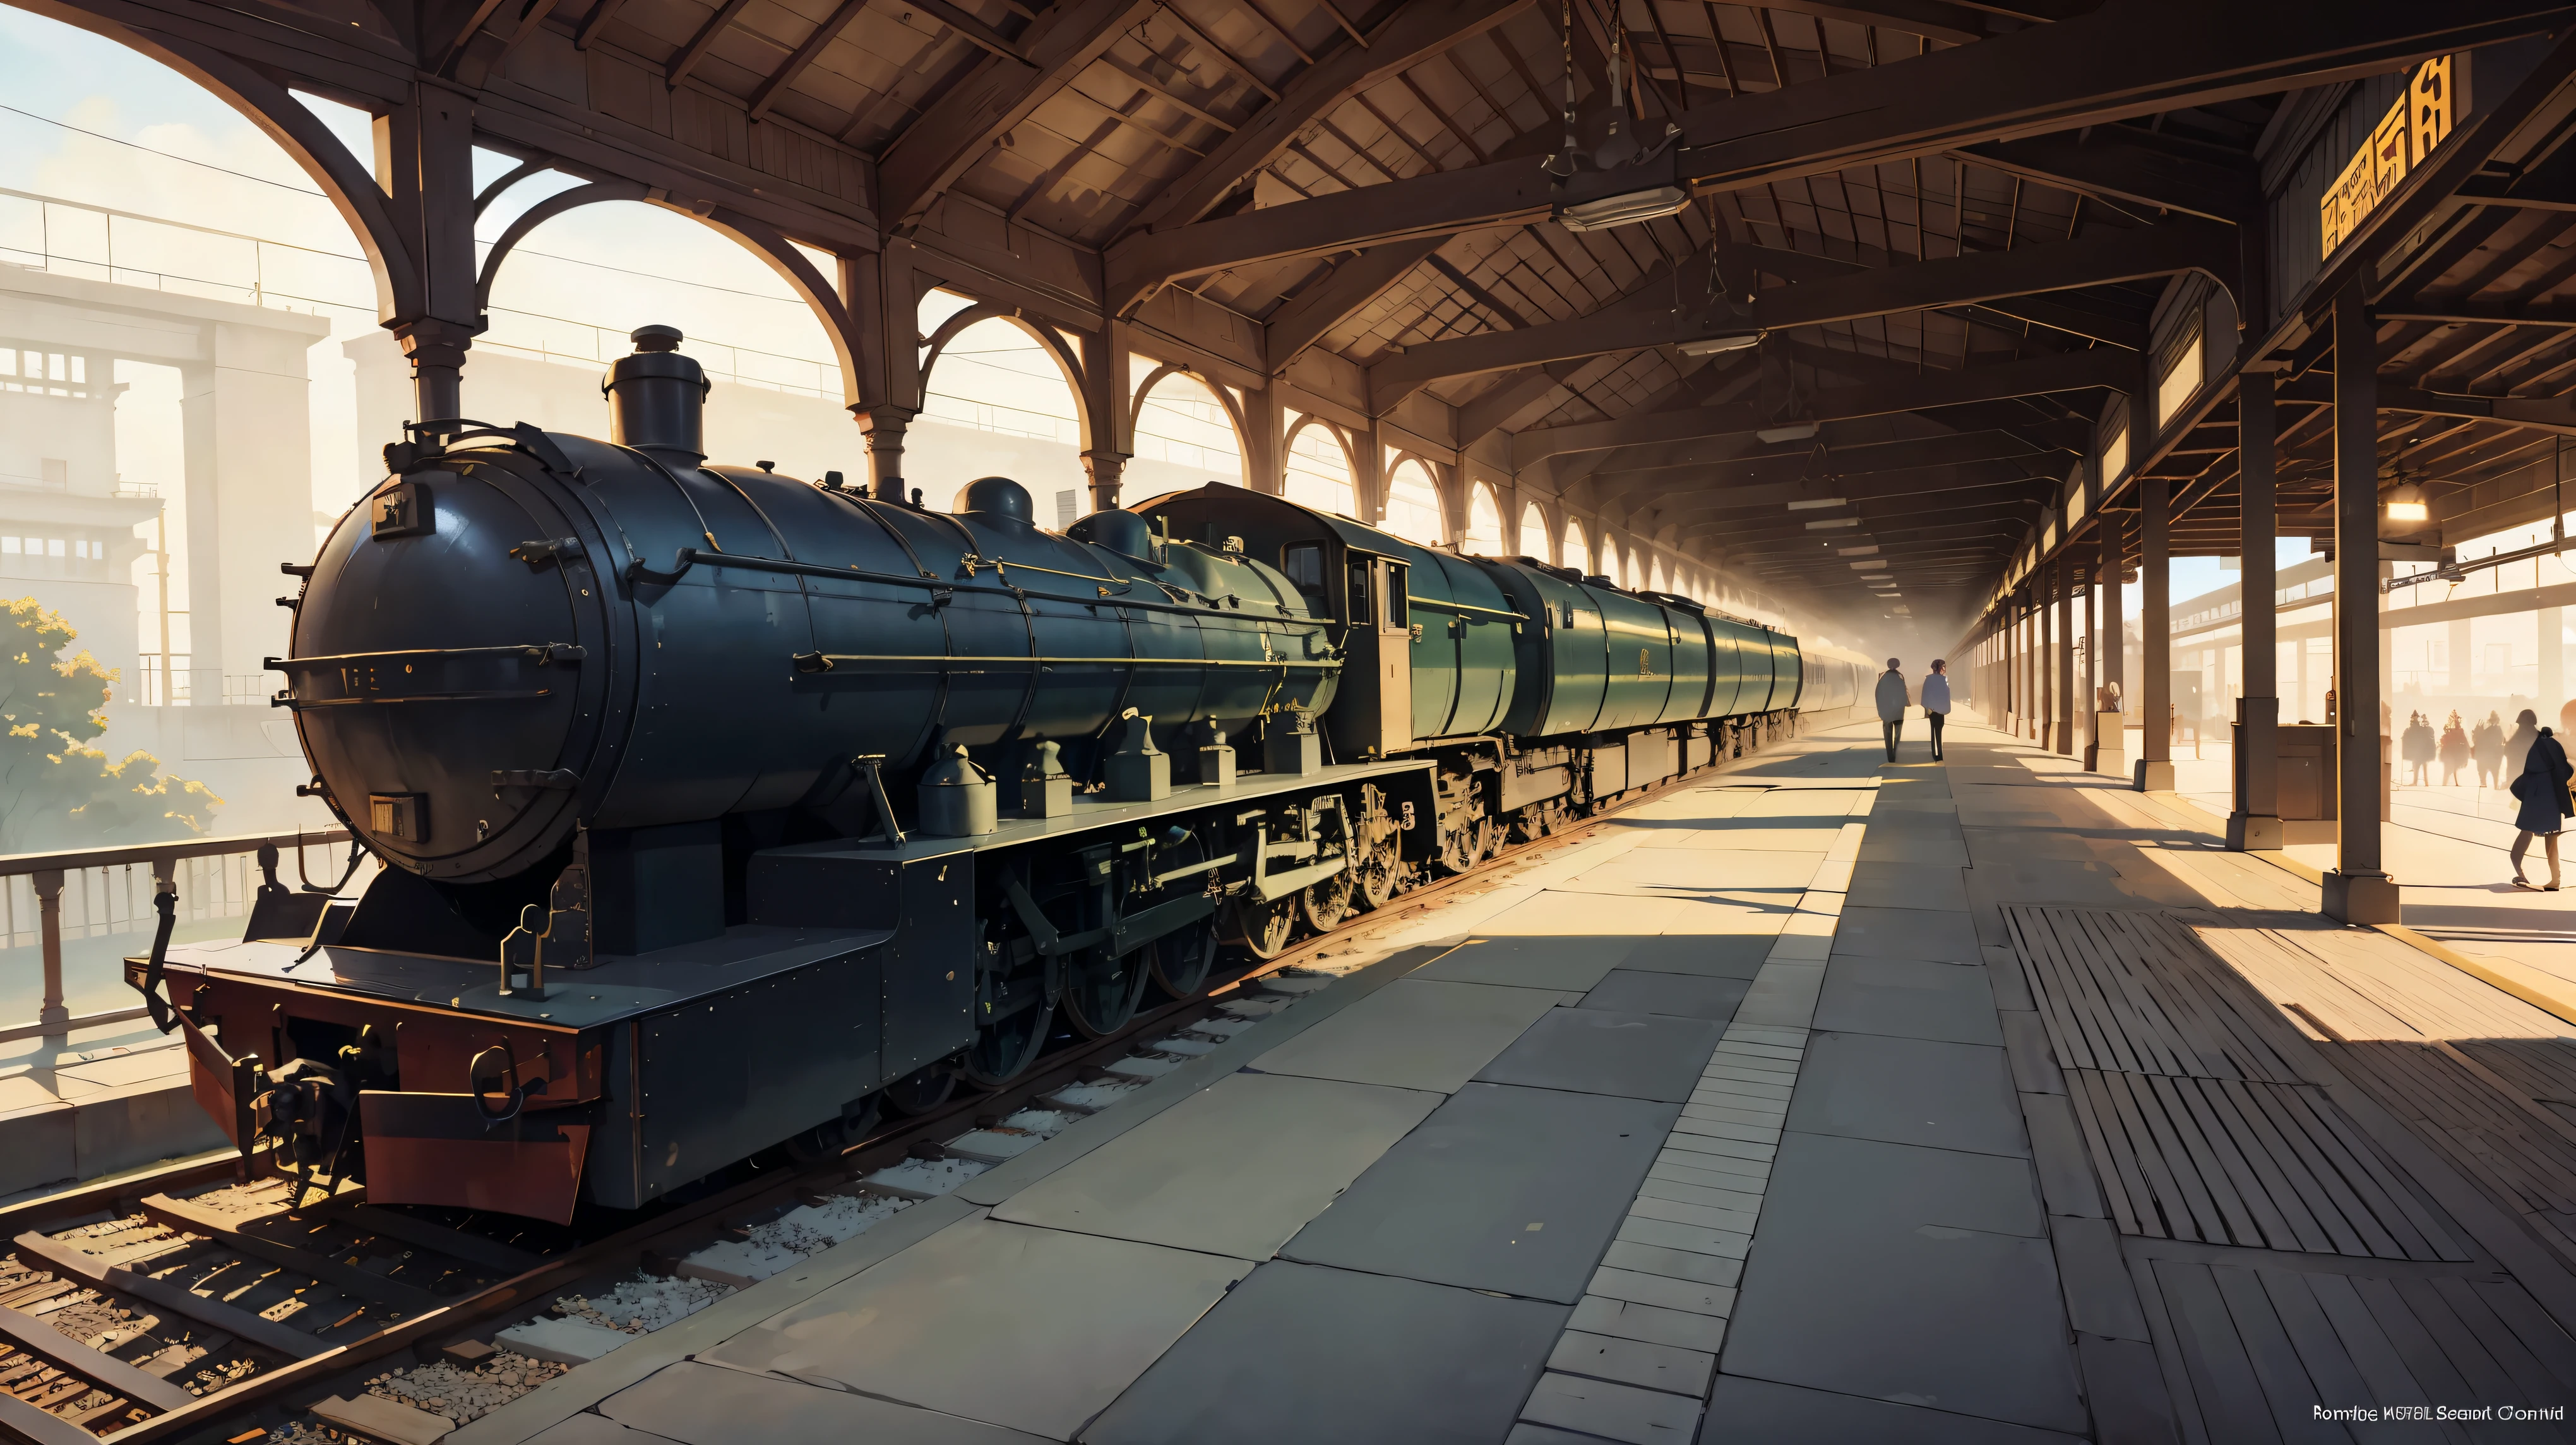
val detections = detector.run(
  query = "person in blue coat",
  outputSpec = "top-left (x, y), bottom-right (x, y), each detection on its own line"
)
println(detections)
top-left (2509, 724), bottom-right (2575, 890)
top-left (1875, 659), bottom-right (1910, 762)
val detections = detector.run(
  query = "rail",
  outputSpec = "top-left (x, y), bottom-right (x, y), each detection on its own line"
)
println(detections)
top-left (0, 828), bottom-right (355, 1046)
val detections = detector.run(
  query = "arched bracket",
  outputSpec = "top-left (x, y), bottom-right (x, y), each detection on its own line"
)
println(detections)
top-left (475, 180), bottom-right (651, 313)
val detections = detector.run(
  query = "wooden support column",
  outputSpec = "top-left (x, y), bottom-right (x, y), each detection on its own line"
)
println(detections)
top-left (2229, 369), bottom-right (2283, 850)
top-left (846, 244), bottom-right (922, 504)
top-left (2054, 560), bottom-right (2075, 754)
top-left (1080, 325), bottom-right (1135, 512)
top-left (379, 83), bottom-right (481, 425)
top-left (2097, 515), bottom-right (2126, 777)
top-left (1245, 385), bottom-right (1285, 494)
top-left (2325, 282), bottom-right (2399, 923)
top-left (2138, 476), bottom-right (2174, 789)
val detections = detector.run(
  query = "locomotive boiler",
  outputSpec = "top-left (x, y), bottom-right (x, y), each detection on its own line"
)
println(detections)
top-left (134, 327), bottom-right (1837, 1223)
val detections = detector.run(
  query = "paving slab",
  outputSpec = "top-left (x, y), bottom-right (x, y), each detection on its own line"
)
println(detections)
top-left (1830, 906), bottom-right (1982, 964)
top-left (991, 1070), bottom-right (1439, 1260)
top-left (1698, 1375), bottom-right (2087, 1444)
top-left (1281, 1082), bottom-right (1674, 1302)
top-left (1248, 976), bottom-right (1561, 1094)
top-left (1412, 936), bottom-right (1635, 992)
top-left (1846, 863), bottom-right (1972, 912)
top-left (1853, 834), bottom-right (1974, 866)
top-left (1784, 1032), bottom-right (2027, 1158)
top-left (698, 1215), bottom-right (1246, 1441)
top-left (1618, 935), bottom-right (1775, 979)
top-left (1637, 824), bottom-right (1849, 852)
top-left (524, 1415), bottom-right (677, 1445)
top-left (1810, 957), bottom-right (2002, 1046)
top-left (1580, 971), bottom-right (1750, 1022)
top-left (1723, 1132), bottom-right (2080, 1435)
top-left (595, 1361), bottom-right (1049, 1444)
top-left (1477, 890), bottom-right (1702, 936)
top-left (1081, 1261), bottom-right (1565, 1445)
top-left (1474, 1008), bottom-right (1726, 1103)
top-left (1553, 850), bottom-right (1825, 895)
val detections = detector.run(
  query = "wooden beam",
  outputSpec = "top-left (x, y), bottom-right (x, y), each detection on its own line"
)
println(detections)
top-left (1265, 239), bottom-right (1445, 371)
top-left (1959, 128), bottom-right (2259, 224)
top-left (1746, 0), bottom-right (1997, 45)
top-left (1512, 347), bottom-right (2132, 467)
top-left (1671, 0), bottom-right (2568, 194)
top-left (1371, 219), bottom-right (2231, 411)
top-left (875, 0), bottom-right (1161, 229)
top-left (748, 0), bottom-right (873, 119)
top-left (1125, 0), bottom-right (1539, 234)
top-left (1126, 0), bottom-right (2564, 291)
top-left (665, 0), bottom-right (756, 87)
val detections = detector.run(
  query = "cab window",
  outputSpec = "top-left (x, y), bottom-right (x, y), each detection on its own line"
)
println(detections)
top-left (1346, 557), bottom-right (1373, 627)
top-left (1280, 541), bottom-right (1331, 618)
top-left (1385, 562), bottom-right (1409, 630)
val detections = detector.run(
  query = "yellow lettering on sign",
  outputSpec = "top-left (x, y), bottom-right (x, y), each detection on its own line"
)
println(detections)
top-left (2414, 53), bottom-right (2455, 160)
top-left (2321, 54), bottom-right (2459, 260)
top-left (2370, 99), bottom-right (2410, 205)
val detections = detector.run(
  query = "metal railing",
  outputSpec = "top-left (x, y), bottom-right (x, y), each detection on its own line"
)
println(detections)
top-left (0, 827), bottom-right (354, 1046)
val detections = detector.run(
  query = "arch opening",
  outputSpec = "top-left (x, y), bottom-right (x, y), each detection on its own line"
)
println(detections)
top-left (1382, 458), bottom-right (1444, 546)
top-left (1130, 363), bottom-right (1244, 486)
top-left (1284, 416), bottom-right (1357, 517)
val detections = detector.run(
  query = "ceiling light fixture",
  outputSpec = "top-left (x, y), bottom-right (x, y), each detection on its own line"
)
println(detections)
top-left (1558, 186), bottom-right (1691, 232)
top-left (1756, 422), bottom-right (1818, 443)
top-left (1786, 498), bottom-right (1846, 511)
top-left (1804, 517), bottom-right (1858, 530)
top-left (1675, 328), bottom-right (1763, 356)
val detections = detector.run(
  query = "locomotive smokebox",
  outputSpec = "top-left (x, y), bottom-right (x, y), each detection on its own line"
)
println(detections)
top-left (603, 324), bottom-right (710, 459)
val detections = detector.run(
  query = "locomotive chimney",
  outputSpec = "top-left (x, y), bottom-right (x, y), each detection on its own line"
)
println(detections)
top-left (603, 324), bottom-right (710, 460)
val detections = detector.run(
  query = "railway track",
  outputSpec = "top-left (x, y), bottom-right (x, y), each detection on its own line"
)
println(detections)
top-left (0, 755), bottom-right (1763, 1445)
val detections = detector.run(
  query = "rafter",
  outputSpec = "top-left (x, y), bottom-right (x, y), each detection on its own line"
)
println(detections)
top-left (1373, 219), bottom-right (2232, 411)
top-left (1123, 0), bottom-right (1539, 236)
top-left (1512, 347), bottom-right (2132, 467)
top-left (875, 0), bottom-right (1160, 231)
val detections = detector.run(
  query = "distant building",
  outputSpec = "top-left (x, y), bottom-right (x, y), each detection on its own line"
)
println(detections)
top-left (0, 265), bottom-right (338, 834)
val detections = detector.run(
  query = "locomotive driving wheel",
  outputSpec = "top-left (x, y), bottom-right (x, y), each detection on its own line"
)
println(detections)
top-left (960, 908), bottom-right (1055, 1088)
top-left (1062, 943), bottom-right (1151, 1038)
top-left (1472, 813), bottom-right (1501, 862)
top-left (1229, 893), bottom-right (1299, 959)
top-left (1145, 836), bottom-right (1221, 1001)
top-left (1301, 866), bottom-right (1354, 931)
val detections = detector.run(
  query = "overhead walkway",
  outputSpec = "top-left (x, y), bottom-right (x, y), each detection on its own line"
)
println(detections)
top-left (444, 716), bottom-right (2576, 1444)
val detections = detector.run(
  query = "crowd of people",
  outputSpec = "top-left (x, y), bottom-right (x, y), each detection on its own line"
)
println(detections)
top-left (2399, 708), bottom-right (2546, 788)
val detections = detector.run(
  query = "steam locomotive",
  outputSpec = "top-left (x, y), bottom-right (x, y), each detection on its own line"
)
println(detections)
top-left (133, 327), bottom-right (1860, 1223)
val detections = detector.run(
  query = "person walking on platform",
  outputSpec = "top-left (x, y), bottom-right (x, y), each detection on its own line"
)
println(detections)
top-left (1921, 659), bottom-right (1952, 762)
top-left (2510, 724), bottom-right (2575, 890)
top-left (1875, 658), bottom-right (1910, 762)
top-left (2440, 711), bottom-right (2470, 787)
top-left (2475, 711), bottom-right (2505, 789)
top-left (2402, 711), bottom-right (2433, 786)
top-left (2509, 709), bottom-right (2542, 782)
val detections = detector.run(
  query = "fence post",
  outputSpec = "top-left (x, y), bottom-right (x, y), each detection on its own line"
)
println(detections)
top-left (34, 868), bottom-right (65, 1040)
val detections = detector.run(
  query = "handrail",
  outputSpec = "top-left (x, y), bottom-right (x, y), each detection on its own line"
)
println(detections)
top-left (0, 828), bottom-right (354, 1046)
top-left (0, 827), bottom-right (351, 878)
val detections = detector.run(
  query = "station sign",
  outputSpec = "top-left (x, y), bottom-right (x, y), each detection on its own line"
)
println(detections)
top-left (2319, 55), bottom-right (2455, 260)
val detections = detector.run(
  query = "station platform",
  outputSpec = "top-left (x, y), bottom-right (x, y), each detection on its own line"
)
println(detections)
top-left (446, 714), bottom-right (2576, 1444)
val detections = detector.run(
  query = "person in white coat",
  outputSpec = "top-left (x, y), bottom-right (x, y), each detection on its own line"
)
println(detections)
top-left (1921, 659), bottom-right (1952, 761)
top-left (1875, 658), bottom-right (1911, 762)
